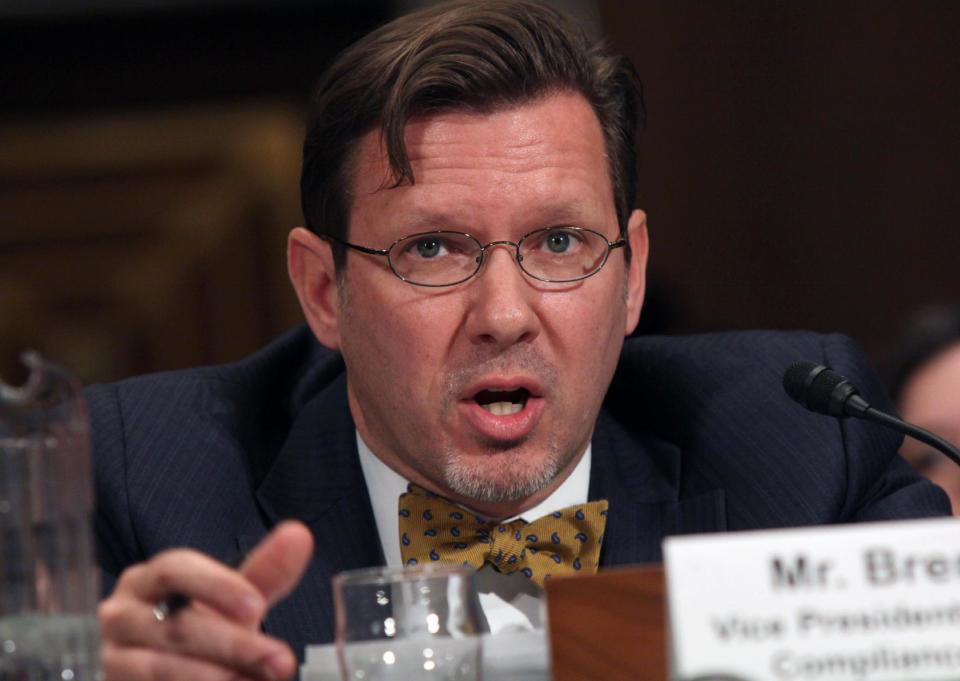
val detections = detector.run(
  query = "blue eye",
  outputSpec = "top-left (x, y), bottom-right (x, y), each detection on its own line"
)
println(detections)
top-left (534, 228), bottom-right (584, 255)
top-left (546, 232), bottom-right (571, 253)
top-left (415, 238), bottom-right (443, 258)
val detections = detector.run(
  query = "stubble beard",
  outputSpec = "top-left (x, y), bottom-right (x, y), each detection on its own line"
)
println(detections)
top-left (439, 437), bottom-right (569, 503)
top-left (435, 347), bottom-right (578, 503)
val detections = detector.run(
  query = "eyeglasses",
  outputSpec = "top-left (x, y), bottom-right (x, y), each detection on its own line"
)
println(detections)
top-left (321, 226), bottom-right (626, 287)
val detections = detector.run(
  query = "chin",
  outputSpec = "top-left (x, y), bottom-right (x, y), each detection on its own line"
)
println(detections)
top-left (439, 444), bottom-right (564, 504)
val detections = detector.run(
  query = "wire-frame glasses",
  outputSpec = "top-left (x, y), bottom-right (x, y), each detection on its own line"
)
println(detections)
top-left (321, 226), bottom-right (626, 287)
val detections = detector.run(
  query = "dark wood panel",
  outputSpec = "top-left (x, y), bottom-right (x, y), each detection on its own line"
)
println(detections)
top-left (547, 565), bottom-right (668, 681)
top-left (600, 1), bottom-right (960, 361)
top-left (0, 105), bottom-right (304, 384)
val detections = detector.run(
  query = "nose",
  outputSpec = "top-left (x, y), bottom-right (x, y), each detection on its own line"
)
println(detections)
top-left (463, 244), bottom-right (541, 350)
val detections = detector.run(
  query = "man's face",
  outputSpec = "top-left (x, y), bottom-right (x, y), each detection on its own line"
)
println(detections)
top-left (293, 91), bottom-right (647, 517)
top-left (899, 343), bottom-right (960, 516)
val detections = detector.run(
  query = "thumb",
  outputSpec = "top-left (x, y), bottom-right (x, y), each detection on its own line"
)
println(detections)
top-left (240, 520), bottom-right (314, 608)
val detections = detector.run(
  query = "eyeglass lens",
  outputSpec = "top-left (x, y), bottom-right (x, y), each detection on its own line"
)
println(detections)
top-left (388, 228), bottom-right (611, 286)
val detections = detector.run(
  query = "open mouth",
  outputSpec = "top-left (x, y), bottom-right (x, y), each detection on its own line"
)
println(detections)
top-left (473, 388), bottom-right (530, 416)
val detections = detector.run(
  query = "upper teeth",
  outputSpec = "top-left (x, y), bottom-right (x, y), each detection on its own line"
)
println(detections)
top-left (482, 401), bottom-right (523, 416)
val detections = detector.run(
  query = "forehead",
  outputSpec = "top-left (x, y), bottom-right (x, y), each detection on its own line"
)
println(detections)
top-left (346, 92), bottom-right (614, 232)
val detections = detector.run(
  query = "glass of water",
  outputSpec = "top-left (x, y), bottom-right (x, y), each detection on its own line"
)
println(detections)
top-left (333, 564), bottom-right (483, 681)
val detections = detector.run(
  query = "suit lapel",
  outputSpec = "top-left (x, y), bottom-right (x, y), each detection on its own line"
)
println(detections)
top-left (251, 372), bottom-right (383, 653)
top-left (590, 408), bottom-right (727, 567)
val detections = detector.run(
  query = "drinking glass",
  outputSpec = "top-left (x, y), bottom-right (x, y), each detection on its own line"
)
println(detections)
top-left (334, 564), bottom-right (483, 681)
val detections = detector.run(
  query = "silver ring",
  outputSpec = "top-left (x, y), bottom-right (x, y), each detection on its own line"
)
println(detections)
top-left (152, 601), bottom-right (171, 622)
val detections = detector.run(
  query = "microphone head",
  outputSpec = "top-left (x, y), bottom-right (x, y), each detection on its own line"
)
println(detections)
top-left (783, 361), bottom-right (823, 407)
top-left (783, 361), bottom-right (860, 417)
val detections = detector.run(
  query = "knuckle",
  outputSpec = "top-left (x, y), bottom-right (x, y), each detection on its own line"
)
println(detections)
top-left (150, 558), bottom-right (180, 593)
top-left (97, 598), bottom-right (126, 634)
top-left (116, 563), bottom-right (146, 591)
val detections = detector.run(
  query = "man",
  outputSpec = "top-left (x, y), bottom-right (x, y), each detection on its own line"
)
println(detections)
top-left (888, 306), bottom-right (960, 514)
top-left (90, 2), bottom-right (950, 680)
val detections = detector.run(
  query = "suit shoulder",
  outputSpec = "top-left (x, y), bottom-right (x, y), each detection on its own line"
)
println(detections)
top-left (86, 326), bottom-right (340, 420)
top-left (613, 330), bottom-right (881, 408)
top-left (606, 330), bottom-right (942, 526)
top-left (88, 327), bottom-right (347, 560)
top-left (609, 330), bottom-right (844, 436)
top-left (85, 326), bottom-right (344, 477)
top-left (619, 330), bottom-right (856, 375)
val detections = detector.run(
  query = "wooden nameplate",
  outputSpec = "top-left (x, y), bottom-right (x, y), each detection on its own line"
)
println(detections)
top-left (545, 565), bottom-right (667, 681)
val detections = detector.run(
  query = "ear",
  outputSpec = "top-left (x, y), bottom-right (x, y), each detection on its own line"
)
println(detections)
top-left (623, 209), bottom-right (649, 336)
top-left (287, 227), bottom-right (342, 350)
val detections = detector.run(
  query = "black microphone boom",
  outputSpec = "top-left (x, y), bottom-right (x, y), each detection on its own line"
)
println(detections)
top-left (783, 361), bottom-right (960, 468)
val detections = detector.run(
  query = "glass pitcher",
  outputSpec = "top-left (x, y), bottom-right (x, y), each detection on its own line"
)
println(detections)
top-left (0, 352), bottom-right (100, 681)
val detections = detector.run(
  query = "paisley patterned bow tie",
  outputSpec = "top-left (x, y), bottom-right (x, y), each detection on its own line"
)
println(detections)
top-left (398, 484), bottom-right (608, 588)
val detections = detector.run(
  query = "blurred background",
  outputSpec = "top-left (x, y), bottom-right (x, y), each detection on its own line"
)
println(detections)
top-left (1, 0), bottom-right (958, 387)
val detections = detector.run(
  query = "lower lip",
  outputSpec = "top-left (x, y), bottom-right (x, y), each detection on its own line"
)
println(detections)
top-left (458, 397), bottom-right (545, 443)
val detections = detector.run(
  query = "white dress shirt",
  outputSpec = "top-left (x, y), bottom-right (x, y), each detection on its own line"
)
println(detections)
top-left (355, 433), bottom-right (591, 634)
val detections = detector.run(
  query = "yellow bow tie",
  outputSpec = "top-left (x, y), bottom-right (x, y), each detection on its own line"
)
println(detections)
top-left (398, 484), bottom-right (608, 588)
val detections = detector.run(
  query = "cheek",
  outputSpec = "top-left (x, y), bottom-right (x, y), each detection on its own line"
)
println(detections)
top-left (383, 300), bottom-right (457, 365)
top-left (338, 282), bottom-right (399, 392)
top-left (341, 285), bottom-right (458, 393)
top-left (543, 283), bottom-right (626, 354)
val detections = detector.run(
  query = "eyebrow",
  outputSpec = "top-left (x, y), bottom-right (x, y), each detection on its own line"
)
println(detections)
top-left (537, 200), bottom-right (598, 224)
top-left (387, 209), bottom-right (468, 234)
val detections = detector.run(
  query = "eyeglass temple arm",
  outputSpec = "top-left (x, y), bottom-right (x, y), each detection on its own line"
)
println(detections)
top-left (319, 233), bottom-right (389, 256)
top-left (609, 238), bottom-right (627, 249)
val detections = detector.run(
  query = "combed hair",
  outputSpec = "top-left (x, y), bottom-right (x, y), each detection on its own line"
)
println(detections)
top-left (887, 305), bottom-right (960, 402)
top-left (300, 0), bottom-right (645, 268)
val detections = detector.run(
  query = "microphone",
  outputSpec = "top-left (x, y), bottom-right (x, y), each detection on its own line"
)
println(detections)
top-left (783, 361), bottom-right (960, 468)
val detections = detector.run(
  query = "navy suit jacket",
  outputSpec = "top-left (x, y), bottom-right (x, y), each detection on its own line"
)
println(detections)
top-left (87, 326), bottom-right (949, 659)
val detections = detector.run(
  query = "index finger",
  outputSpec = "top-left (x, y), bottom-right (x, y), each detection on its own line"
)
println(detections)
top-left (240, 521), bottom-right (314, 607)
top-left (118, 550), bottom-right (265, 624)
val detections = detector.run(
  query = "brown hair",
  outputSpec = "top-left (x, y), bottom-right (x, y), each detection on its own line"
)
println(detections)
top-left (300, 0), bottom-right (645, 268)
